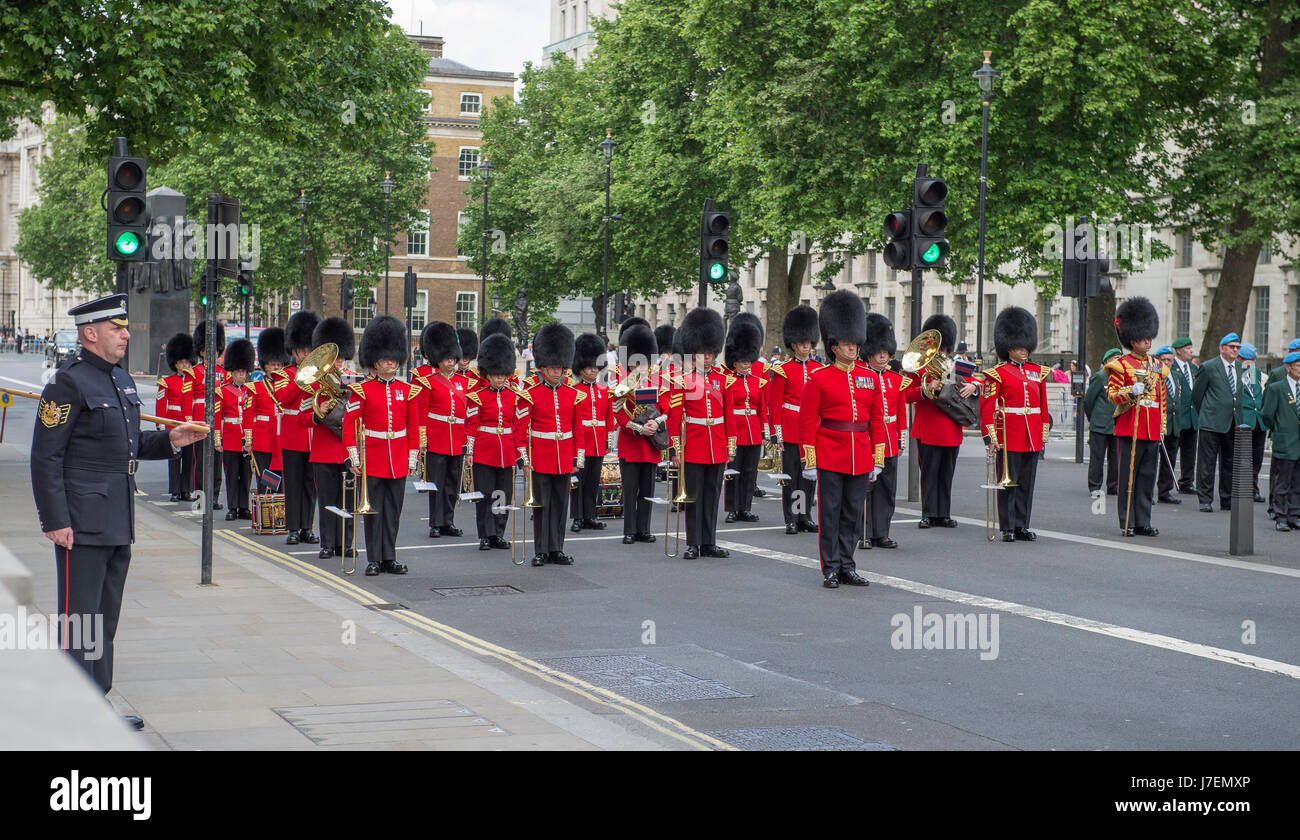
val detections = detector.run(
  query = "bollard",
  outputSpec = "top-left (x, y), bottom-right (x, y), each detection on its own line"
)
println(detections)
top-left (1229, 425), bottom-right (1253, 555)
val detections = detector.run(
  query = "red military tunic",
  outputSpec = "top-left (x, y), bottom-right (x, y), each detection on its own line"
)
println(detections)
top-left (215, 381), bottom-right (253, 452)
top-left (189, 362), bottom-right (227, 423)
top-left (1105, 353), bottom-right (1167, 440)
top-left (614, 376), bottom-right (669, 464)
top-left (571, 376), bottom-right (615, 458)
top-left (417, 368), bottom-right (467, 456)
top-left (154, 372), bottom-right (193, 430)
top-left (797, 361), bottom-right (887, 475)
top-left (666, 367), bottom-right (734, 464)
top-left (515, 379), bottom-right (585, 474)
top-left (467, 384), bottom-right (525, 468)
top-left (767, 356), bottom-right (824, 444)
top-left (723, 368), bottom-right (768, 447)
top-left (858, 363), bottom-right (920, 458)
top-left (250, 372), bottom-right (285, 456)
top-left (911, 368), bottom-right (969, 447)
top-left (274, 364), bottom-right (314, 455)
top-left (980, 361), bottom-right (1050, 452)
top-left (306, 371), bottom-right (350, 464)
top-left (342, 376), bottom-right (423, 479)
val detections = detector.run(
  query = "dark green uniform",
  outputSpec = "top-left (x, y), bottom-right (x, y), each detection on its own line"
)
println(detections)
top-left (1082, 369), bottom-right (1117, 494)
top-left (1260, 375), bottom-right (1300, 526)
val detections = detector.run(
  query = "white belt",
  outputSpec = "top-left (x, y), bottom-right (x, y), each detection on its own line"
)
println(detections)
top-left (1001, 407), bottom-right (1041, 416)
top-left (1138, 399), bottom-right (1158, 409)
top-left (581, 420), bottom-right (607, 427)
top-left (480, 427), bottom-right (513, 436)
top-left (254, 415), bottom-right (272, 422)
top-left (530, 430), bottom-right (573, 440)
top-left (884, 414), bottom-right (897, 423)
top-left (166, 404), bottom-right (181, 412)
top-left (686, 416), bottom-right (724, 426)
top-left (282, 408), bottom-right (300, 416)
top-left (428, 412), bottom-right (465, 424)
top-left (364, 429), bottom-right (407, 440)
top-left (734, 408), bottom-right (758, 416)
top-left (782, 402), bottom-right (800, 412)
top-left (194, 398), bottom-right (205, 405)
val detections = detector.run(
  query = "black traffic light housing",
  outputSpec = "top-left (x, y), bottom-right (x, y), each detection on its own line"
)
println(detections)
top-left (1061, 223), bottom-right (1088, 297)
top-left (612, 291), bottom-right (627, 324)
top-left (403, 266), bottom-right (418, 310)
top-left (700, 204), bottom-right (730, 287)
top-left (237, 259), bottom-right (254, 298)
top-left (199, 266), bottom-right (219, 308)
top-left (106, 137), bottom-right (148, 261)
top-left (910, 175), bottom-right (948, 269)
top-left (340, 274), bottom-right (355, 313)
top-left (883, 210), bottom-right (911, 270)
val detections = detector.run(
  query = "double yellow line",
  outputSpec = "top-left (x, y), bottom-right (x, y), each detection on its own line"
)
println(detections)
top-left (216, 530), bottom-right (733, 751)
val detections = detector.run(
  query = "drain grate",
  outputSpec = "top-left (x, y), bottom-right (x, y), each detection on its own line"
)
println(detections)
top-left (539, 654), bottom-right (752, 702)
top-left (431, 585), bottom-right (522, 598)
top-left (701, 726), bottom-right (895, 751)
top-left (365, 602), bottom-right (409, 611)
top-left (274, 699), bottom-right (507, 746)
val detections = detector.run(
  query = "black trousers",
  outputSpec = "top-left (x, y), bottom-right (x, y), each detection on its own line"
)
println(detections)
top-left (781, 442), bottom-right (816, 526)
top-left (222, 449), bottom-right (251, 511)
top-left (427, 451), bottom-right (463, 528)
top-left (917, 441), bottom-right (959, 520)
top-left (621, 460), bottom-right (656, 536)
top-left (684, 462), bottom-right (724, 547)
top-left (363, 475), bottom-right (405, 567)
top-left (474, 463), bottom-right (513, 540)
top-left (724, 444), bottom-right (761, 515)
top-left (1117, 437), bottom-right (1158, 530)
top-left (1176, 427), bottom-right (1197, 490)
top-left (193, 442), bottom-right (222, 501)
top-left (281, 449), bottom-right (316, 532)
top-left (1157, 434), bottom-right (1180, 497)
top-left (1251, 426), bottom-right (1266, 496)
top-left (1270, 456), bottom-right (1300, 521)
top-left (55, 543), bottom-right (131, 693)
top-left (996, 449), bottom-right (1039, 533)
top-left (172, 442), bottom-right (196, 496)
top-left (1196, 430), bottom-right (1234, 507)
top-left (864, 455), bottom-right (898, 539)
top-left (252, 450), bottom-right (274, 493)
top-left (313, 461), bottom-right (355, 551)
top-left (817, 469), bottom-right (869, 576)
top-left (570, 456), bottom-right (604, 521)
top-left (1089, 432), bottom-right (1119, 494)
top-left (532, 471), bottom-right (571, 554)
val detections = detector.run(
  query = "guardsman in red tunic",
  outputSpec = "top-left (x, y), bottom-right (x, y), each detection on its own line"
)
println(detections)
top-left (981, 306), bottom-right (1049, 543)
top-left (798, 291), bottom-right (886, 589)
top-left (344, 316), bottom-right (423, 576)
top-left (857, 314), bottom-right (921, 550)
top-left (190, 320), bottom-right (227, 508)
top-left (515, 323), bottom-right (585, 566)
top-left (158, 333), bottom-right (196, 500)
top-left (465, 334), bottom-right (523, 550)
top-left (615, 324), bottom-right (668, 544)
top-left (912, 314), bottom-right (978, 529)
top-left (217, 339), bottom-right (255, 520)
top-left (723, 314), bottom-right (768, 523)
top-left (414, 322), bottom-right (466, 539)
top-left (251, 328), bottom-right (290, 493)
top-left (667, 308), bottom-right (734, 559)
top-left (569, 333), bottom-right (615, 533)
top-left (1106, 296), bottom-right (1166, 537)
top-left (307, 317), bottom-right (358, 560)
top-left (768, 305), bottom-right (824, 534)
top-left (275, 311), bottom-right (321, 545)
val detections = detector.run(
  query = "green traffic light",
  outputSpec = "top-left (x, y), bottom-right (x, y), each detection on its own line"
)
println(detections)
top-left (113, 231), bottom-right (141, 256)
top-left (921, 243), bottom-right (941, 263)
top-left (709, 262), bottom-right (726, 280)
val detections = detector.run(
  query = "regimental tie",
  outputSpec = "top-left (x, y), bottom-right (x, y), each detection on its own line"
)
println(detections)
top-left (1229, 361), bottom-right (1237, 394)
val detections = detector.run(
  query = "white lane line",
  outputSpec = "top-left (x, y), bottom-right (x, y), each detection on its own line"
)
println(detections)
top-left (893, 506), bottom-right (1300, 579)
top-left (0, 374), bottom-right (44, 389)
top-left (715, 538), bottom-right (1300, 682)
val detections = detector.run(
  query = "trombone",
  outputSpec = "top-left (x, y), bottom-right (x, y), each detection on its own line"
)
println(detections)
top-left (979, 397), bottom-right (1017, 541)
top-left (665, 427), bottom-right (693, 558)
top-left (339, 418), bottom-right (373, 574)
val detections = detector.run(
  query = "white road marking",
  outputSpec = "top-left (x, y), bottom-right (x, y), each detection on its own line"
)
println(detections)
top-left (0, 374), bottom-right (44, 389)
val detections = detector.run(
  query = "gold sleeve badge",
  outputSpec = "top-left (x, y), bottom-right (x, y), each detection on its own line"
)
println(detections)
top-left (39, 399), bottom-right (71, 428)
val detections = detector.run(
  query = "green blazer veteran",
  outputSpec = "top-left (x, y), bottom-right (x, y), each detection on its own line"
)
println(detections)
top-left (1191, 332), bottom-right (1243, 512)
top-left (1260, 351), bottom-right (1300, 530)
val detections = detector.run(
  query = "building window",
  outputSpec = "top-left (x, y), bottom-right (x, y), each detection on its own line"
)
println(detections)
top-left (406, 210), bottom-right (429, 257)
top-left (419, 90), bottom-right (432, 114)
top-left (984, 295), bottom-right (998, 348)
top-left (1038, 296), bottom-right (1053, 351)
top-left (410, 290), bottom-right (428, 333)
top-left (955, 295), bottom-right (968, 344)
top-left (1293, 286), bottom-right (1300, 341)
top-left (455, 292), bottom-right (478, 330)
top-left (867, 253), bottom-right (877, 284)
top-left (560, 9), bottom-right (565, 37)
top-left (1177, 231), bottom-right (1193, 268)
top-left (353, 289), bottom-right (376, 331)
top-left (885, 296), bottom-right (896, 325)
top-left (458, 147), bottom-right (480, 180)
top-left (456, 211), bottom-right (470, 258)
top-left (1174, 289), bottom-right (1191, 339)
top-left (1259, 242), bottom-right (1271, 264)
top-left (1253, 287), bottom-right (1269, 353)
top-left (931, 295), bottom-right (944, 316)
top-left (460, 93), bottom-right (481, 116)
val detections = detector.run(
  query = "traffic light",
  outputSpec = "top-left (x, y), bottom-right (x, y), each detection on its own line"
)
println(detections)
top-left (403, 266), bottom-right (418, 309)
top-left (700, 208), bottom-right (730, 286)
top-left (883, 210), bottom-right (911, 270)
top-left (199, 268), bottom-right (219, 308)
top-left (1061, 223), bottom-right (1088, 297)
top-left (237, 259), bottom-right (254, 298)
top-left (106, 138), bottom-right (148, 261)
top-left (340, 274), bottom-right (355, 313)
top-left (910, 175), bottom-right (948, 269)
top-left (1086, 244), bottom-right (1110, 298)
top-left (612, 291), bottom-right (627, 324)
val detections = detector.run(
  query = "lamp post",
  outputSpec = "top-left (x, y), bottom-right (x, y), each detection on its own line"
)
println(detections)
top-left (297, 191), bottom-right (308, 308)
top-left (382, 172), bottom-right (394, 315)
top-left (478, 155), bottom-right (493, 328)
top-left (599, 129), bottom-right (618, 341)
top-left (973, 51), bottom-right (1000, 367)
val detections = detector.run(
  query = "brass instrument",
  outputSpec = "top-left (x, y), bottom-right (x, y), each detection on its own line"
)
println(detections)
top-left (339, 418), bottom-right (373, 575)
top-left (458, 448), bottom-right (483, 501)
top-left (665, 424), bottom-right (693, 558)
top-left (901, 329), bottom-right (952, 388)
top-left (1121, 366), bottom-right (1153, 535)
top-left (980, 397), bottom-right (1017, 541)
top-left (295, 343), bottom-right (347, 438)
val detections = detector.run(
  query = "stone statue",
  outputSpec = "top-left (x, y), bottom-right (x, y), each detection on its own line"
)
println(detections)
top-left (723, 272), bottom-right (743, 326)
top-left (513, 289), bottom-right (528, 349)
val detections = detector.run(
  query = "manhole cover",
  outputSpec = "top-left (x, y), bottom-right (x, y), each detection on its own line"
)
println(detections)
top-left (273, 699), bottom-right (507, 746)
top-left (431, 585), bottom-right (522, 597)
top-left (701, 726), bottom-right (896, 751)
top-left (539, 654), bottom-right (753, 702)
top-left (365, 602), bottom-right (409, 611)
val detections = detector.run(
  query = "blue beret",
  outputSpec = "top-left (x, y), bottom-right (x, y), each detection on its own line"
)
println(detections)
top-left (1238, 342), bottom-right (1256, 360)
top-left (1285, 352), bottom-right (1300, 364)
top-left (1288, 339), bottom-right (1300, 351)
top-left (1155, 345), bottom-right (1173, 356)
top-left (1220, 332), bottom-right (1240, 345)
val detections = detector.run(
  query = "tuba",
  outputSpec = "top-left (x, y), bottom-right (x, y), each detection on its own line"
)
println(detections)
top-left (903, 329), bottom-right (977, 427)
top-left (296, 343), bottom-right (348, 439)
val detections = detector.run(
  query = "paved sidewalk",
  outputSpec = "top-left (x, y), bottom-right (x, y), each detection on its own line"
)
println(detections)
top-left (0, 443), bottom-right (682, 750)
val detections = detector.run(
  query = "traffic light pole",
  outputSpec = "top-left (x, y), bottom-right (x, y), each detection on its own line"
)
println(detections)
top-left (1075, 294), bottom-right (1087, 463)
top-left (907, 265), bottom-right (922, 502)
top-left (115, 262), bottom-right (130, 370)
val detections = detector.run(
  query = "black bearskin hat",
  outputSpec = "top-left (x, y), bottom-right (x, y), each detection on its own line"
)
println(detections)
top-left (618, 317), bottom-right (650, 342)
top-left (653, 324), bottom-right (675, 356)
top-left (725, 314), bottom-right (763, 367)
top-left (359, 315), bottom-right (408, 369)
top-left (621, 324), bottom-right (658, 368)
top-left (193, 320), bottom-right (225, 357)
top-left (922, 314), bottom-right (957, 354)
top-left (679, 307), bottom-right (724, 356)
top-left (457, 327), bottom-right (478, 361)
top-left (1114, 296), bottom-right (1159, 350)
top-left (256, 327), bottom-right (290, 369)
top-left (533, 322), bottom-right (576, 369)
top-left (479, 317), bottom-right (512, 343)
top-left (573, 332), bottom-right (608, 373)
top-left (994, 306), bottom-right (1038, 361)
top-left (782, 305), bottom-right (819, 350)
top-left (224, 338), bottom-right (255, 373)
top-left (165, 333), bottom-right (195, 372)
top-left (421, 322), bottom-right (460, 365)
top-left (862, 313), bottom-right (897, 358)
top-left (312, 316), bottom-right (355, 361)
top-left (671, 327), bottom-right (683, 357)
top-left (819, 289), bottom-right (867, 352)
top-left (477, 333), bottom-right (516, 377)
top-left (286, 311), bottom-right (321, 353)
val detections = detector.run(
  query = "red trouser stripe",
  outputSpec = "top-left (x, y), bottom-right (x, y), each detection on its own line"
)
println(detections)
top-left (62, 546), bottom-right (69, 650)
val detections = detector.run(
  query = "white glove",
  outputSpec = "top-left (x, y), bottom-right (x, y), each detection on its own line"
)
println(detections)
top-left (1131, 382), bottom-right (1146, 396)
top-left (775, 427), bottom-right (784, 446)
top-left (801, 468), bottom-right (817, 481)
top-left (899, 429), bottom-right (908, 455)
top-left (517, 447), bottom-right (529, 468)
top-left (465, 440), bottom-right (475, 458)
top-left (575, 453), bottom-right (586, 471)
top-left (869, 466), bottom-right (883, 482)
top-left (408, 451), bottom-right (419, 472)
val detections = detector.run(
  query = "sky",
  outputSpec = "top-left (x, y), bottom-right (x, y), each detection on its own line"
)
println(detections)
top-left (384, 0), bottom-right (553, 88)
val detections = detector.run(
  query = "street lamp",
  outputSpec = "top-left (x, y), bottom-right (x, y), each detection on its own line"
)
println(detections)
top-left (297, 190), bottom-right (309, 308)
top-left (478, 155), bottom-right (494, 328)
top-left (973, 50), bottom-right (1000, 367)
top-left (382, 172), bottom-right (394, 315)
top-left (600, 129), bottom-right (617, 341)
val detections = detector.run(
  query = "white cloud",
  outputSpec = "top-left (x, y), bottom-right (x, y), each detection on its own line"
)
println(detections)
top-left (385, 0), bottom-right (552, 90)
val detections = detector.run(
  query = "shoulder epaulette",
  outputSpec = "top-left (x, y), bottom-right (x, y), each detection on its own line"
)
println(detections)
top-left (724, 373), bottom-right (737, 389)
top-left (1104, 358), bottom-right (1127, 377)
top-left (983, 367), bottom-right (1003, 383)
top-left (156, 378), bottom-right (167, 389)
top-left (770, 363), bottom-right (787, 379)
top-left (347, 382), bottom-right (365, 398)
top-left (573, 388), bottom-right (587, 404)
top-left (244, 381), bottom-right (257, 393)
top-left (515, 387), bottom-right (533, 404)
top-left (407, 383), bottom-right (423, 400)
top-left (467, 390), bottom-right (481, 405)
top-left (758, 377), bottom-right (769, 388)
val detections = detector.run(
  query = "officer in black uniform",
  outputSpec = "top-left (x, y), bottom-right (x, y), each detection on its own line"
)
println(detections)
top-left (30, 294), bottom-right (208, 728)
